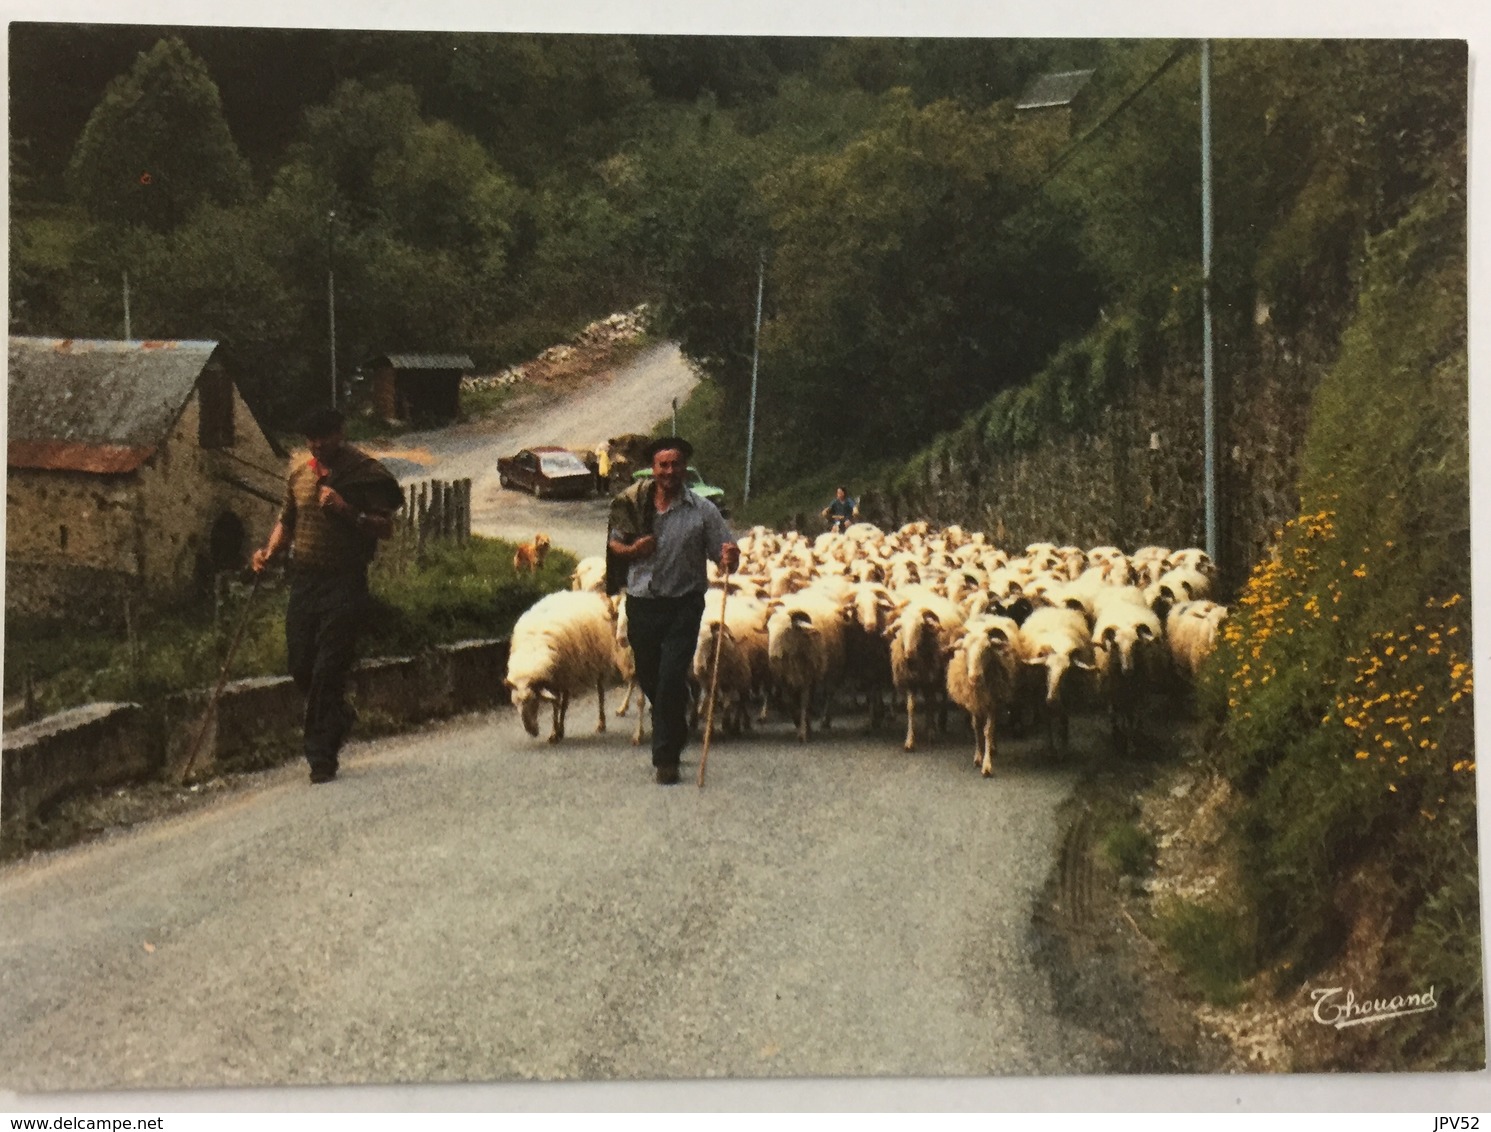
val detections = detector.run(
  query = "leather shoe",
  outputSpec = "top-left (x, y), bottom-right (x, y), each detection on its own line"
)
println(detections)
top-left (655, 764), bottom-right (680, 785)
top-left (310, 766), bottom-right (338, 784)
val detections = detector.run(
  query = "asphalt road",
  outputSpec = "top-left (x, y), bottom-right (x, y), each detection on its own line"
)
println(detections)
top-left (364, 341), bottom-right (701, 559)
top-left (0, 710), bottom-right (1108, 1092)
top-left (0, 341), bottom-right (1111, 1096)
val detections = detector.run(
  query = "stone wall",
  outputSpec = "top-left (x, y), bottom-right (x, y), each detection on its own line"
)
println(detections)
top-left (2, 638), bottom-right (513, 850)
top-left (5, 382), bottom-right (282, 621)
top-left (2, 703), bottom-right (155, 836)
top-left (871, 344), bottom-right (1323, 594)
top-left (131, 385), bottom-right (282, 591)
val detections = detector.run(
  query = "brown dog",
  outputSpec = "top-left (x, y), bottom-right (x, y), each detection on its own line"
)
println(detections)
top-left (514, 533), bottom-right (551, 574)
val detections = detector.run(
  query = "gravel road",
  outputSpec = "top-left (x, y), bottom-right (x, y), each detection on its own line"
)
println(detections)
top-left (0, 712), bottom-right (1110, 1092)
top-left (363, 341), bottom-right (700, 559)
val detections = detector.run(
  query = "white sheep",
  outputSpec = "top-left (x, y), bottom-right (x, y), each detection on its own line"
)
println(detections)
top-left (768, 564), bottom-right (811, 598)
top-left (1086, 546), bottom-right (1135, 585)
top-left (1148, 565), bottom-right (1213, 615)
top-left (692, 620), bottom-right (755, 739)
top-left (888, 590), bottom-right (966, 751)
top-left (1090, 587), bottom-right (1166, 755)
top-left (887, 556), bottom-right (922, 590)
top-left (570, 556), bottom-right (608, 594)
top-left (1167, 547), bottom-right (1217, 580)
top-left (841, 582), bottom-right (897, 729)
top-left (1130, 546), bottom-right (1172, 588)
top-left (1017, 606), bottom-right (1096, 757)
top-left (1165, 599), bottom-right (1230, 680)
top-left (1057, 546), bottom-right (1089, 581)
top-left (505, 591), bottom-right (618, 743)
top-left (945, 613), bottom-right (1022, 776)
top-left (766, 591), bottom-right (847, 742)
top-left (704, 587), bottom-right (773, 723)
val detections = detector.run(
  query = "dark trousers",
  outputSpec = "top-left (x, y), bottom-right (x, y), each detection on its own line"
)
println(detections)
top-left (626, 592), bottom-right (706, 769)
top-left (286, 572), bottom-right (368, 774)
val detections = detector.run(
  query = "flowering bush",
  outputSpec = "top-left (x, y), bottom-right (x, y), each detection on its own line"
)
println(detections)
top-left (1209, 510), bottom-right (1473, 810)
top-left (1196, 181), bottom-right (1476, 1065)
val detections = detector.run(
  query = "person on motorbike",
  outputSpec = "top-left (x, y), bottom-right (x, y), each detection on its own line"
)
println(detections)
top-left (822, 486), bottom-right (859, 534)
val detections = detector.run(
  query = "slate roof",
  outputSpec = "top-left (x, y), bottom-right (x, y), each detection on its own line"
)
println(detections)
top-left (7, 337), bottom-right (219, 474)
top-left (1015, 69), bottom-right (1095, 110)
top-left (371, 353), bottom-right (475, 371)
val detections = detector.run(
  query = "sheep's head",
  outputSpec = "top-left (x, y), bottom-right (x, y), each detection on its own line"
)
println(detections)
top-left (1098, 622), bottom-right (1157, 674)
top-left (506, 679), bottom-right (557, 737)
top-left (1023, 642), bottom-right (1095, 703)
top-left (767, 605), bottom-right (818, 658)
top-left (695, 620), bottom-right (735, 669)
top-left (964, 621), bottom-right (1016, 678)
top-left (845, 587), bottom-right (895, 634)
top-left (899, 607), bottom-right (943, 657)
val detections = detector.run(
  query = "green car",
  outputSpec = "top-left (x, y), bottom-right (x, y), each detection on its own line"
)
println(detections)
top-left (632, 465), bottom-right (729, 518)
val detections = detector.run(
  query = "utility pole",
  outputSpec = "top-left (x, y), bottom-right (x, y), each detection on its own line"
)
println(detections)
top-left (1201, 39), bottom-right (1219, 565)
top-left (328, 209), bottom-right (338, 409)
top-left (744, 252), bottom-right (765, 505)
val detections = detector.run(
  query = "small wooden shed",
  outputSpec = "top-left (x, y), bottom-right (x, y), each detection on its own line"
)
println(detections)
top-left (1015, 69), bottom-right (1096, 141)
top-left (365, 353), bottom-right (474, 424)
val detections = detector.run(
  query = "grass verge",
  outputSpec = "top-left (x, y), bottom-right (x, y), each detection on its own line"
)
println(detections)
top-left (4, 535), bottom-right (573, 719)
top-left (1153, 898), bottom-right (1255, 1007)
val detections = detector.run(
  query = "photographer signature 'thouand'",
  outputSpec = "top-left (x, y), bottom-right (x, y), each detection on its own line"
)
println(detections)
top-left (1310, 985), bottom-right (1439, 1029)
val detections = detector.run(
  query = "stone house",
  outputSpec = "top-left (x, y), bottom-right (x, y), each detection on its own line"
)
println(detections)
top-left (6, 337), bottom-right (286, 622)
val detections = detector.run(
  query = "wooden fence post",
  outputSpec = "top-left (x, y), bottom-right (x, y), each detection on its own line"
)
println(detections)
top-left (430, 480), bottom-right (445, 546)
top-left (417, 482), bottom-right (430, 561)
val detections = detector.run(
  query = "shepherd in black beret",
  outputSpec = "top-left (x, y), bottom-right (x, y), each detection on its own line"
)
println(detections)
top-left (645, 435), bottom-right (694, 463)
top-left (607, 433), bottom-right (737, 785)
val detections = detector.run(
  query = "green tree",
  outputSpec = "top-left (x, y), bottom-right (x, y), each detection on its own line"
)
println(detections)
top-left (758, 93), bottom-right (1098, 463)
top-left (65, 36), bottom-right (252, 230)
top-left (632, 98), bottom-right (775, 394)
top-left (258, 81), bottom-right (523, 409)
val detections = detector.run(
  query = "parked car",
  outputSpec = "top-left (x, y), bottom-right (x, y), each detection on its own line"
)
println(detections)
top-left (498, 446), bottom-right (597, 499)
top-left (631, 465), bottom-right (729, 518)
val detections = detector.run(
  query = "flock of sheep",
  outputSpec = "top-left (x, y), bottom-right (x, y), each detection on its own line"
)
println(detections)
top-left (502, 521), bottom-right (1231, 776)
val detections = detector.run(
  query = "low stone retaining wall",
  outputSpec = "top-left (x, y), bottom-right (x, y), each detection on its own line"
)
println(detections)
top-left (2, 703), bottom-right (156, 837)
top-left (2, 638), bottom-right (512, 846)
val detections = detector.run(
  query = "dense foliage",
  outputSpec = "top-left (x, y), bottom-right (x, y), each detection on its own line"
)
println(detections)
top-left (1198, 180), bottom-right (1475, 1064)
top-left (9, 27), bottom-right (1098, 436)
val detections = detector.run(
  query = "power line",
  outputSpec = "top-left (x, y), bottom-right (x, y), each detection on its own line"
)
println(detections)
top-left (1032, 41), bottom-right (1196, 193)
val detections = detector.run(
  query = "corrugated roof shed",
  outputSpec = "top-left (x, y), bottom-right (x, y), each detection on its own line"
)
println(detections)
top-left (7, 337), bottom-right (218, 473)
top-left (1015, 69), bottom-right (1095, 110)
top-left (376, 353), bottom-right (474, 371)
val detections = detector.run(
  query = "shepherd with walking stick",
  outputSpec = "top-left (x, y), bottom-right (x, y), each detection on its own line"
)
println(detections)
top-left (178, 570), bottom-right (264, 783)
top-left (607, 436), bottom-right (738, 786)
top-left (696, 573), bottom-right (731, 789)
top-left (251, 408), bottom-right (402, 785)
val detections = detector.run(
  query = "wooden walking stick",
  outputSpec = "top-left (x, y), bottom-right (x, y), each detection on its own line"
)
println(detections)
top-left (178, 570), bottom-right (264, 784)
top-left (697, 568), bottom-right (733, 789)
